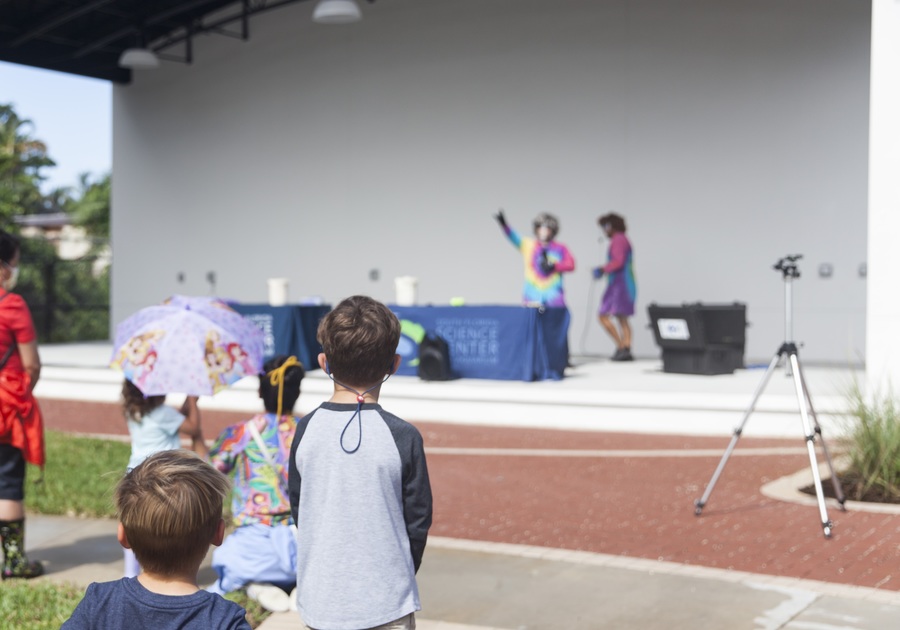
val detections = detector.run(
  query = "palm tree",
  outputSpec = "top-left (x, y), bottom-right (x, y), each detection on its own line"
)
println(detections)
top-left (0, 103), bottom-right (55, 223)
top-left (67, 172), bottom-right (110, 243)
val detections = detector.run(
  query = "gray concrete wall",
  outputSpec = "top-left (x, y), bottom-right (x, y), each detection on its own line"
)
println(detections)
top-left (112, 0), bottom-right (870, 364)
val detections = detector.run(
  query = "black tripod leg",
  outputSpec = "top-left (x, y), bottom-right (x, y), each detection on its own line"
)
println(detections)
top-left (694, 351), bottom-right (782, 516)
top-left (796, 360), bottom-right (847, 510)
top-left (788, 353), bottom-right (834, 538)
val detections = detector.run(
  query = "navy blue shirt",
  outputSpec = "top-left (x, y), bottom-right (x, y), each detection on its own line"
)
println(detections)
top-left (62, 577), bottom-right (250, 630)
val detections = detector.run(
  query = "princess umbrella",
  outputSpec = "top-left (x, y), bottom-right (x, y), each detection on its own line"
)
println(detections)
top-left (110, 296), bottom-right (264, 397)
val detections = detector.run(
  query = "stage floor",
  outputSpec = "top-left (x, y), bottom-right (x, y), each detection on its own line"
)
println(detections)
top-left (36, 342), bottom-right (863, 438)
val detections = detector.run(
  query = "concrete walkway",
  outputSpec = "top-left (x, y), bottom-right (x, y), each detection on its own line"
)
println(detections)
top-left (28, 514), bottom-right (900, 630)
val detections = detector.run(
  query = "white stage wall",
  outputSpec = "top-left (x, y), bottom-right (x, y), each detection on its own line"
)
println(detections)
top-left (112, 0), bottom-right (870, 364)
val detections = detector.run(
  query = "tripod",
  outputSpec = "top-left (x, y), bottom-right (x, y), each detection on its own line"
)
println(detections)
top-left (693, 255), bottom-right (846, 538)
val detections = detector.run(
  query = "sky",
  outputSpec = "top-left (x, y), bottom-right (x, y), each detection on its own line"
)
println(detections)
top-left (0, 60), bottom-right (112, 194)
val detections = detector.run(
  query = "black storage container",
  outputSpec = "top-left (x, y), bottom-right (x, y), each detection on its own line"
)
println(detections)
top-left (647, 303), bottom-right (746, 375)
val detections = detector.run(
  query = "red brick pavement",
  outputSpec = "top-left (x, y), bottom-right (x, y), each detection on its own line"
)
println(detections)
top-left (40, 398), bottom-right (250, 438)
top-left (421, 423), bottom-right (900, 592)
top-left (41, 399), bottom-right (900, 592)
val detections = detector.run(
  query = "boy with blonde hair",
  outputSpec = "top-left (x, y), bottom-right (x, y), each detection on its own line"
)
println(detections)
top-left (62, 449), bottom-right (251, 629)
top-left (289, 295), bottom-right (433, 630)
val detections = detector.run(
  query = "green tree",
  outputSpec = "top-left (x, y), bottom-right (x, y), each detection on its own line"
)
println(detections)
top-left (66, 172), bottom-right (110, 252)
top-left (41, 185), bottom-right (72, 214)
top-left (33, 171), bottom-right (112, 341)
top-left (17, 236), bottom-right (110, 343)
top-left (60, 171), bottom-right (111, 339)
top-left (0, 103), bottom-right (55, 222)
top-left (0, 102), bottom-right (111, 342)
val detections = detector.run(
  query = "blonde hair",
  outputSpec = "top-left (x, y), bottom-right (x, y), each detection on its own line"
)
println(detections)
top-left (316, 295), bottom-right (400, 387)
top-left (115, 449), bottom-right (230, 576)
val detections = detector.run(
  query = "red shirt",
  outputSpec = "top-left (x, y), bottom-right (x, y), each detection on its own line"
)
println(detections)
top-left (0, 290), bottom-right (37, 374)
top-left (0, 289), bottom-right (44, 466)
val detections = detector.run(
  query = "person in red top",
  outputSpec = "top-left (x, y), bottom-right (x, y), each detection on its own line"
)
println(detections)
top-left (0, 229), bottom-right (44, 579)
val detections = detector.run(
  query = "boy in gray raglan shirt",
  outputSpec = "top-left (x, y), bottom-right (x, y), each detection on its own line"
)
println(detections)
top-left (288, 295), bottom-right (433, 630)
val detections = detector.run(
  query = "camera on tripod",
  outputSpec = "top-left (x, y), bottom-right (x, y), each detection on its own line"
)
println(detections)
top-left (694, 250), bottom-right (845, 539)
top-left (773, 254), bottom-right (802, 279)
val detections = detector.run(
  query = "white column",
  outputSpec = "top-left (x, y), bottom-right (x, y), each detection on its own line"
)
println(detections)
top-left (866, 0), bottom-right (900, 393)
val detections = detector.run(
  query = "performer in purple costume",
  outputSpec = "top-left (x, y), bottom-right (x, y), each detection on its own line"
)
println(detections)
top-left (593, 213), bottom-right (636, 361)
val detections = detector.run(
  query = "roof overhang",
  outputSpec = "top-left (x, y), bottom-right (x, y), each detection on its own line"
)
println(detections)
top-left (0, 0), bottom-right (316, 84)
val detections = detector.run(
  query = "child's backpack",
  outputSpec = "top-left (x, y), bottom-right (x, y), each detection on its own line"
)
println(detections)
top-left (417, 334), bottom-right (454, 381)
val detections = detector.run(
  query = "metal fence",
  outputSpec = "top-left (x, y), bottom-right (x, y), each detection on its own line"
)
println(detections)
top-left (18, 250), bottom-right (110, 343)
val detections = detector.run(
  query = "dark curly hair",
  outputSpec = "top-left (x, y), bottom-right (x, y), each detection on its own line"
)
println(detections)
top-left (122, 380), bottom-right (166, 422)
top-left (259, 355), bottom-right (305, 415)
top-left (0, 229), bottom-right (20, 265)
top-left (598, 212), bottom-right (626, 234)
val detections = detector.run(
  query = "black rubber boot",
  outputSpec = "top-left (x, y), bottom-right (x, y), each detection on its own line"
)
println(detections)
top-left (0, 518), bottom-right (44, 579)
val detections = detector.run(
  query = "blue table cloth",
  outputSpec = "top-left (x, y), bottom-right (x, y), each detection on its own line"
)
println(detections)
top-left (390, 305), bottom-right (570, 381)
top-left (231, 304), bottom-right (331, 371)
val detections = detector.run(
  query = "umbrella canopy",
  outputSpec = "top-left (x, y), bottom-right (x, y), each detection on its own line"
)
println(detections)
top-left (110, 296), bottom-right (265, 396)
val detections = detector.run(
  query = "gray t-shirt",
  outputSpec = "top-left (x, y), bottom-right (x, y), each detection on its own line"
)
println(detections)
top-left (289, 402), bottom-right (433, 630)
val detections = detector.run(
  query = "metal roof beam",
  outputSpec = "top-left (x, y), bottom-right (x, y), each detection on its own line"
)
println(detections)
top-left (155, 0), bottom-right (306, 54)
top-left (9, 0), bottom-right (118, 48)
top-left (70, 0), bottom-right (227, 59)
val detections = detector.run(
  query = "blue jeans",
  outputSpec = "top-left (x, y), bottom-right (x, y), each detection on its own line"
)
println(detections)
top-left (208, 523), bottom-right (297, 594)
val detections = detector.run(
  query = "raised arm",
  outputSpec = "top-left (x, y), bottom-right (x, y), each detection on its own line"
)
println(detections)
top-left (179, 395), bottom-right (208, 458)
top-left (494, 209), bottom-right (522, 248)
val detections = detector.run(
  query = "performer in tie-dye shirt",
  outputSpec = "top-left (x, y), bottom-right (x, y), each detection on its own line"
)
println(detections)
top-left (494, 210), bottom-right (576, 307)
top-left (207, 355), bottom-right (305, 611)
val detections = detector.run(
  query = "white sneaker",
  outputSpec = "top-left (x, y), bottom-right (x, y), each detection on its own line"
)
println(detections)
top-left (289, 587), bottom-right (298, 612)
top-left (246, 583), bottom-right (291, 613)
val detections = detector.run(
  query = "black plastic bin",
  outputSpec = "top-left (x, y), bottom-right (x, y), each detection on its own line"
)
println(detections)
top-left (647, 302), bottom-right (747, 375)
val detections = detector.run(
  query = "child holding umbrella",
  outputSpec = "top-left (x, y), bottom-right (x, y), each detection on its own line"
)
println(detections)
top-left (110, 295), bottom-right (265, 578)
top-left (120, 381), bottom-right (207, 578)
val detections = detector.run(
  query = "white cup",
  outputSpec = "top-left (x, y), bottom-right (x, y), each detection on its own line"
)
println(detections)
top-left (394, 276), bottom-right (418, 306)
top-left (267, 278), bottom-right (289, 306)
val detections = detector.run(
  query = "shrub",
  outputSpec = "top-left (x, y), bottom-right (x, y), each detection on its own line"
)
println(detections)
top-left (841, 385), bottom-right (900, 502)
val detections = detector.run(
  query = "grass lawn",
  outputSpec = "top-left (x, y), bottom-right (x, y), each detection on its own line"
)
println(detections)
top-left (26, 431), bottom-right (128, 518)
top-left (0, 580), bottom-right (84, 630)
top-left (0, 581), bottom-right (271, 630)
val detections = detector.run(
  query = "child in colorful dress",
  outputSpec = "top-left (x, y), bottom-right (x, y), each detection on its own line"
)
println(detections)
top-left (206, 355), bottom-right (305, 612)
top-left (121, 380), bottom-right (207, 578)
top-left (494, 209), bottom-right (576, 307)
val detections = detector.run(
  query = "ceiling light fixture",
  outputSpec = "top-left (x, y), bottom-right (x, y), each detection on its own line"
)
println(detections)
top-left (118, 47), bottom-right (160, 69)
top-left (312, 0), bottom-right (362, 24)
